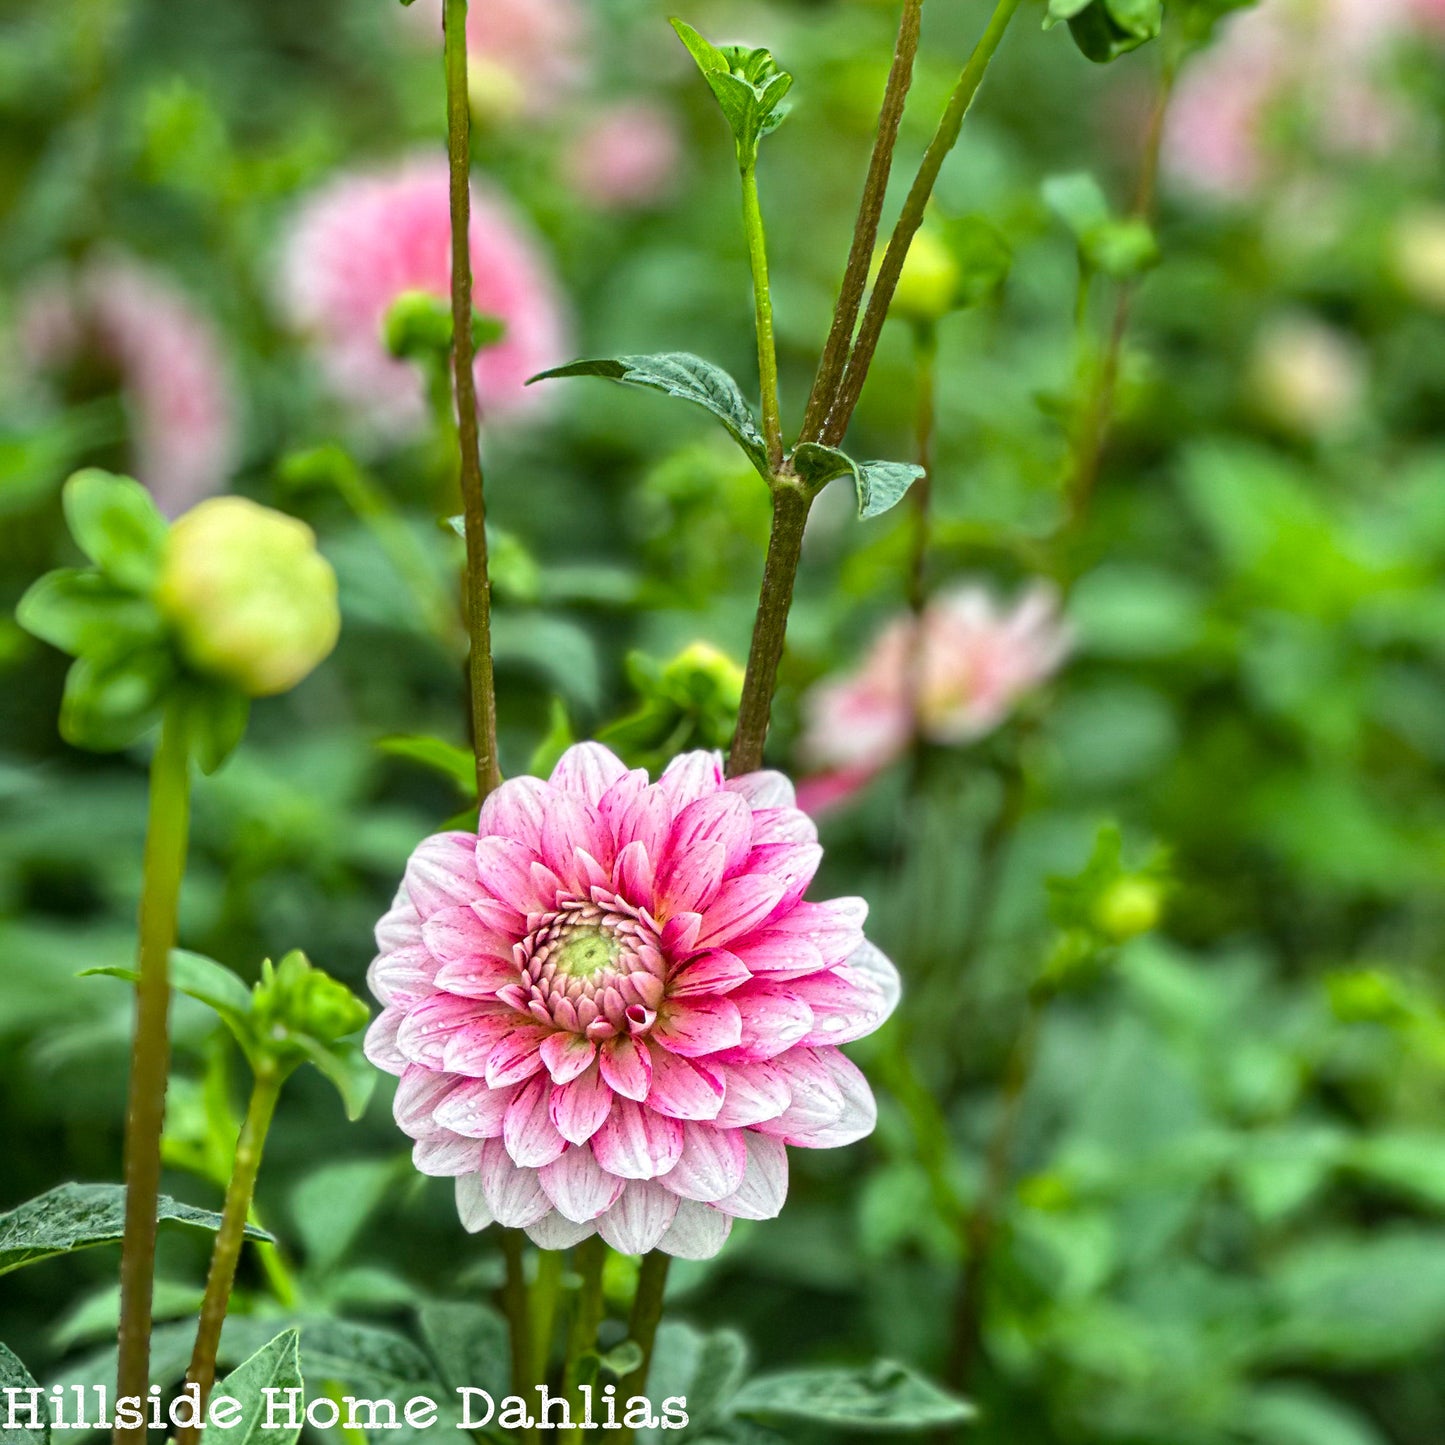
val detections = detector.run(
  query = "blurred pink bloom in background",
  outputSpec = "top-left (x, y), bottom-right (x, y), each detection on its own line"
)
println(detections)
top-left (366, 743), bottom-right (898, 1258)
top-left (18, 256), bottom-right (236, 516)
top-left (797, 584), bottom-right (1070, 814)
top-left (564, 102), bottom-right (683, 211)
top-left (279, 157), bottom-right (567, 435)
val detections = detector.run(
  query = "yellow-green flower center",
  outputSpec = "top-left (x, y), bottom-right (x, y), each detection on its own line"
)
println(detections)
top-left (552, 924), bottom-right (621, 980)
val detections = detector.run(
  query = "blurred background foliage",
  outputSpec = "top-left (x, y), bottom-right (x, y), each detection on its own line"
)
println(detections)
top-left (5, 0), bottom-right (1445, 1441)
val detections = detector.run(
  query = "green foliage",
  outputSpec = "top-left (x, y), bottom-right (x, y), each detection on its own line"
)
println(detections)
top-left (732, 1362), bottom-right (974, 1432)
top-left (1044, 0), bottom-right (1164, 62)
top-left (1043, 172), bottom-right (1160, 279)
top-left (670, 19), bottom-right (794, 165)
top-left (597, 642), bottom-right (744, 772)
top-left (205, 1330), bottom-right (305, 1445)
top-left (790, 445), bottom-right (926, 518)
top-left (0, 1344), bottom-right (47, 1445)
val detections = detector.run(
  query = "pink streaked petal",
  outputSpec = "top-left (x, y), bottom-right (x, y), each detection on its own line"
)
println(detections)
top-left (598, 1033), bottom-right (652, 1102)
top-left (645, 1047), bottom-right (725, 1121)
top-left (712, 1060), bottom-right (792, 1128)
top-left (666, 793), bottom-right (753, 876)
top-left (502, 1074), bottom-right (568, 1168)
top-left (731, 932), bottom-right (825, 981)
top-left (752, 1049), bottom-right (846, 1142)
top-left (661, 912), bottom-right (703, 958)
top-left (478, 775), bottom-right (553, 851)
top-left (524, 1211), bottom-right (596, 1250)
top-left (748, 805), bottom-right (818, 848)
top-left (392, 1065), bottom-right (459, 1137)
top-left (723, 770), bottom-right (795, 809)
top-left (538, 1144), bottom-right (627, 1222)
top-left (590, 1098), bottom-right (684, 1180)
top-left (599, 775), bottom-right (670, 858)
top-left (655, 839), bottom-right (726, 917)
top-left (657, 1199), bottom-right (732, 1260)
top-left (470, 896), bottom-right (528, 934)
top-left (539, 1030), bottom-right (597, 1085)
top-left (789, 1049), bottom-right (877, 1148)
top-left (475, 836), bottom-right (553, 914)
top-left (794, 766), bottom-right (879, 818)
top-left (653, 996), bottom-right (743, 1058)
top-left (659, 1122), bottom-right (748, 1202)
top-left (432, 955), bottom-right (520, 1000)
top-left (550, 742), bottom-right (628, 804)
top-left (478, 1138), bottom-right (552, 1227)
top-left (694, 875), bottom-right (787, 950)
top-left (432, 1078), bottom-right (517, 1139)
top-left (396, 994), bottom-right (495, 1069)
top-left (755, 896), bottom-right (867, 967)
top-left (669, 950), bottom-right (752, 997)
top-left (597, 1180), bottom-right (680, 1256)
top-left (413, 1131), bottom-right (482, 1177)
top-left (375, 887), bottom-right (422, 951)
top-left (368, 944), bottom-right (437, 1007)
top-left (741, 842), bottom-right (823, 909)
top-left (614, 840), bottom-right (655, 904)
top-left (730, 984), bottom-right (816, 1060)
top-left (422, 905), bottom-right (512, 968)
top-left (363, 1009), bottom-right (407, 1076)
top-left (549, 1063), bottom-right (615, 1145)
top-left (484, 1025), bottom-right (552, 1088)
top-left (574, 848), bottom-right (611, 893)
top-left (540, 793), bottom-right (614, 886)
top-left (439, 1011), bottom-right (528, 1077)
top-left (711, 1132), bottom-right (788, 1220)
top-left (657, 751), bottom-right (725, 810)
top-left (793, 942), bottom-right (901, 1046)
top-left (403, 832), bottom-right (480, 917)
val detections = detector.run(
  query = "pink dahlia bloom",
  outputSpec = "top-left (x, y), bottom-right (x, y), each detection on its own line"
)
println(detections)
top-left (279, 158), bottom-right (568, 434)
top-left (564, 102), bottom-right (683, 211)
top-left (797, 585), bottom-right (1069, 811)
top-left (18, 256), bottom-right (235, 517)
top-left (366, 744), bottom-right (899, 1258)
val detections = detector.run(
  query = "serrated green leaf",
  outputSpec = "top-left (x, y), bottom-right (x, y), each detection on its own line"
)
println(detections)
top-left (733, 1361), bottom-right (974, 1432)
top-left (61, 469), bottom-right (169, 593)
top-left (0, 1343), bottom-right (47, 1445)
top-left (530, 353), bottom-right (769, 476)
top-left (204, 1330), bottom-right (304, 1445)
top-left (0, 1183), bottom-right (270, 1278)
top-left (857, 461), bottom-right (927, 519)
top-left (15, 569), bottom-right (164, 659)
top-left (791, 443), bottom-right (860, 491)
top-left (670, 18), bottom-right (793, 160)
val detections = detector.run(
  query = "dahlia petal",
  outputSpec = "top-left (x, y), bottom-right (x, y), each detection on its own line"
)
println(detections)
top-left (712, 1132), bottom-right (788, 1220)
top-left (484, 1025), bottom-right (552, 1088)
top-left (712, 1060), bottom-right (792, 1128)
top-left (432, 1078), bottom-right (517, 1138)
top-left (413, 1131), bottom-right (482, 1177)
top-left (393, 1065), bottom-right (461, 1137)
top-left (669, 950), bottom-right (752, 997)
top-left (478, 1138), bottom-right (552, 1227)
top-left (614, 840), bottom-right (655, 903)
top-left (599, 1033), bottom-right (652, 1102)
top-left (432, 955), bottom-right (520, 999)
top-left (657, 1199), bottom-right (732, 1260)
top-left (743, 842), bottom-right (823, 909)
top-left (730, 984), bottom-right (816, 1060)
top-left (599, 774), bottom-right (670, 858)
top-left (363, 1009), bottom-right (407, 1076)
top-left (794, 942), bottom-right (901, 1046)
top-left (724, 770), bottom-right (795, 809)
top-left (502, 1074), bottom-right (568, 1168)
top-left (597, 1180), bottom-right (680, 1255)
top-left (422, 904), bottom-right (511, 968)
top-left (540, 794), bottom-right (613, 886)
top-left (656, 839), bottom-right (726, 917)
top-left (645, 1048), bottom-right (725, 1121)
top-left (657, 751), bottom-right (725, 810)
top-left (368, 944), bottom-right (437, 1007)
top-left (538, 1144), bottom-right (627, 1222)
top-left (397, 995), bottom-right (496, 1069)
top-left (471, 896), bottom-right (527, 934)
top-left (375, 887), bottom-right (422, 950)
top-left (439, 1010), bottom-right (525, 1076)
top-left (744, 896), bottom-right (867, 969)
top-left (731, 932), bottom-right (825, 981)
top-left (752, 1049), bottom-right (846, 1142)
top-left (667, 793), bottom-right (753, 877)
top-left (475, 836), bottom-right (555, 914)
top-left (550, 742), bottom-right (628, 804)
top-left (524, 1211), bottom-right (596, 1250)
top-left (749, 805), bottom-right (818, 847)
top-left (404, 832), bottom-right (480, 916)
top-left (660, 1122), bottom-right (748, 1202)
top-left (653, 996), bottom-right (743, 1057)
top-left (478, 775), bottom-right (553, 851)
top-left (661, 912), bottom-right (703, 957)
top-left (574, 848), bottom-right (611, 893)
top-left (788, 1049), bottom-right (877, 1148)
top-left (550, 1063), bottom-right (615, 1145)
top-left (455, 1174), bottom-right (494, 1234)
top-left (590, 1098), bottom-right (684, 1180)
top-left (694, 875), bottom-right (788, 950)
top-left (539, 1031), bottom-right (597, 1085)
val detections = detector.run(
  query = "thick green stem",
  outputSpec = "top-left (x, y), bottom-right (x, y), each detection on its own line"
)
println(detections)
top-left (178, 1065), bottom-right (286, 1442)
top-left (801, 0), bottom-right (925, 441)
top-left (560, 1237), bottom-right (608, 1445)
top-left (616, 1252), bottom-right (671, 1445)
top-left (728, 481), bottom-right (812, 777)
top-left (444, 0), bottom-right (502, 802)
top-left (530, 1248), bottom-right (565, 1384)
top-left (500, 1230), bottom-right (537, 1445)
top-left (115, 704), bottom-right (192, 1441)
top-left (822, 0), bottom-right (1023, 446)
top-left (739, 158), bottom-right (784, 473)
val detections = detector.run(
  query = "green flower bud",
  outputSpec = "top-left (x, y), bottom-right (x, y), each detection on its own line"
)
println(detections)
top-left (882, 229), bottom-right (960, 325)
top-left (252, 950), bottom-right (370, 1047)
top-left (383, 289), bottom-right (454, 361)
top-left (1092, 875), bottom-right (1163, 942)
top-left (156, 497), bottom-right (340, 697)
top-left (663, 641), bottom-right (746, 709)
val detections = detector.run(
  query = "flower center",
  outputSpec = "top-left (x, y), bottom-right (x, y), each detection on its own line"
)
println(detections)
top-left (552, 924), bottom-right (621, 979)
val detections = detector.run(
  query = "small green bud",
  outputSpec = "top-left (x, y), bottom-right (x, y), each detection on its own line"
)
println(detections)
top-left (383, 290), bottom-right (454, 361)
top-left (1327, 968), bottom-right (1414, 1027)
top-left (252, 950), bottom-right (370, 1047)
top-left (882, 229), bottom-right (959, 325)
top-left (156, 497), bottom-right (340, 697)
top-left (1092, 875), bottom-right (1163, 942)
top-left (663, 641), bottom-right (745, 709)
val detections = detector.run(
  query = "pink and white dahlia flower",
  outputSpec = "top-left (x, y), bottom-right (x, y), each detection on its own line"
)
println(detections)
top-left (18, 256), bottom-right (235, 517)
top-left (797, 584), bottom-right (1069, 812)
top-left (564, 102), bottom-right (683, 211)
top-left (278, 158), bottom-right (568, 434)
top-left (365, 744), bottom-right (899, 1259)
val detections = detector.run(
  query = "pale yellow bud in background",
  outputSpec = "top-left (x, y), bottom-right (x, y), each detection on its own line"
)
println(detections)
top-left (883, 228), bottom-right (960, 326)
top-left (1248, 315), bottom-right (1364, 439)
top-left (1393, 207), bottom-right (1445, 313)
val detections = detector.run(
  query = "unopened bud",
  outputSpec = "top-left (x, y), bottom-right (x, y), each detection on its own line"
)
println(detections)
top-left (1093, 876), bottom-right (1163, 942)
top-left (253, 950), bottom-right (370, 1045)
top-left (884, 229), bottom-right (960, 325)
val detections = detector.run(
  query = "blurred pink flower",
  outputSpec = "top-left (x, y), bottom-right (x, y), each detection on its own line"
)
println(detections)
top-left (797, 585), bottom-right (1070, 811)
top-left (564, 102), bottom-right (683, 211)
top-left (18, 256), bottom-right (235, 517)
top-left (279, 157), bottom-right (568, 434)
top-left (366, 743), bottom-right (898, 1258)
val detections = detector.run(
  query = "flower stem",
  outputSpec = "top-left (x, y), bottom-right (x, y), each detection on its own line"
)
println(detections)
top-left (739, 157), bottom-right (784, 473)
top-left (178, 1064), bottom-right (286, 1443)
top-left (444, 0), bottom-right (502, 802)
top-left (728, 479), bottom-right (812, 777)
top-left (822, 0), bottom-right (1023, 446)
top-left (906, 321), bottom-right (937, 619)
top-left (560, 1236), bottom-right (608, 1445)
top-left (499, 1230), bottom-right (537, 1445)
top-left (616, 1251), bottom-right (671, 1445)
top-left (800, 0), bottom-right (924, 442)
top-left (115, 702), bottom-right (192, 1443)
top-left (530, 1247), bottom-right (565, 1384)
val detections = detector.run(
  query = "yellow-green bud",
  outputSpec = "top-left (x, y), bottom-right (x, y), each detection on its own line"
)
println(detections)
top-left (1092, 875), bottom-right (1163, 942)
top-left (882, 228), bottom-right (960, 325)
top-left (156, 497), bottom-right (340, 697)
top-left (665, 641), bottom-right (745, 708)
top-left (1394, 207), bottom-right (1445, 312)
top-left (252, 950), bottom-right (370, 1046)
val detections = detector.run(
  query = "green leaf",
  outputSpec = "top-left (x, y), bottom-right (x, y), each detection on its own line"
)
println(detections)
top-left (0, 1343), bottom-right (47, 1445)
top-left (377, 735), bottom-right (479, 799)
top-left (527, 697), bottom-right (574, 779)
top-left (530, 353), bottom-right (769, 477)
top-left (417, 1303), bottom-right (510, 1404)
top-left (1044, 0), bottom-right (1163, 61)
top-left (291, 1160), bottom-right (397, 1274)
top-left (61, 469), bottom-right (169, 593)
top-left (644, 1323), bottom-right (749, 1438)
top-left (204, 1330), bottom-right (304, 1445)
top-left (733, 1361), bottom-right (974, 1432)
top-left (81, 950), bottom-right (255, 1044)
top-left (294, 1037), bottom-right (377, 1122)
top-left (180, 683), bottom-right (251, 775)
top-left (790, 446), bottom-right (925, 519)
top-left (59, 644), bottom-right (174, 752)
top-left (670, 19), bottom-right (793, 161)
top-left (0, 1183), bottom-right (270, 1278)
top-left (1043, 173), bottom-right (1158, 278)
top-left (15, 569), bottom-right (165, 659)
top-left (947, 215), bottom-right (1013, 307)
